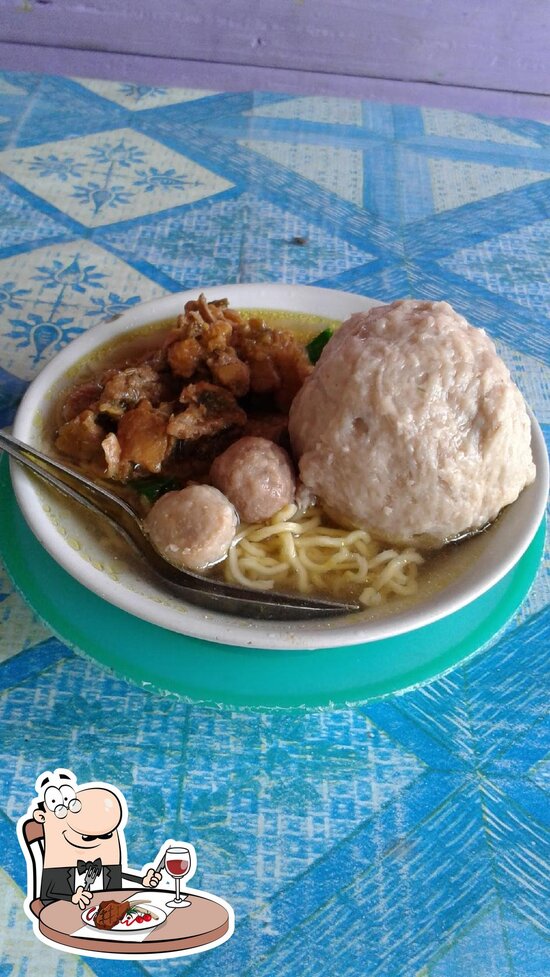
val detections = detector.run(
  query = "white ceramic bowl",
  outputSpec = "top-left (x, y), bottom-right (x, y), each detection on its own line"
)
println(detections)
top-left (11, 284), bottom-right (549, 650)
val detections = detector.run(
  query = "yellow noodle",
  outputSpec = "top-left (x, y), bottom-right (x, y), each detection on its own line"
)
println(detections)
top-left (227, 545), bottom-right (273, 589)
top-left (368, 549), bottom-right (400, 568)
top-left (248, 519), bottom-right (318, 542)
top-left (240, 559), bottom-right (288, 578)
top-left (298, 550), bottom-right (346, 572)
top-left (376, 557), bottom-right (408, 589)
top-left (281, 531), bottom-right (297, 559)
top-left (277, 503), bottom-right (300, 521)
top-left (223, 504), bottom-right (424, 607)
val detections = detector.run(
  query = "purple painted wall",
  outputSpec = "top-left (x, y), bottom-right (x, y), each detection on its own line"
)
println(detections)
top-left (0, 0), bottom-right (548, 117)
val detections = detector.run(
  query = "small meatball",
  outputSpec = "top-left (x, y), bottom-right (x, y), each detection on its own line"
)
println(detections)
top-left (144, 484), bottom-right (238, 571)
top-left (210, 436), bottom-right (296, 523)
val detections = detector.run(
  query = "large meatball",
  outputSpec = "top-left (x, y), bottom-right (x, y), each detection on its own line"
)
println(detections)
top-left (289, 299), bottom-right (536, 548)
top-left (210, 436), bottom-right (296, 523)
top-left (144, 484), bottom-right (238, 570)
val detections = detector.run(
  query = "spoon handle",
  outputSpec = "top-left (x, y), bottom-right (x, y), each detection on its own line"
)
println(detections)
top-left (1, 429), bottom-right (359, 618)
top-left (0, 429), bottom-right (137, 524)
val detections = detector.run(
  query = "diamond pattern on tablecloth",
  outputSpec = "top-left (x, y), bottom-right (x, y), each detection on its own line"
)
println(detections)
top-left (421, 108), bottom-right (539, 147)
top-left (0, 239), bottom-right (166, 377)
top-left (76, 77), bottom-right (217, 110)
top-left (239, 139), bottom-right (364, 205)
top-left (491, 340), bottom-right (549, 420)
top-left (386, 610), bottom-right (550, 773)
top-left (0, 180), bottom-right (74, 252)
top-left (480, 779), bottom-right (549, 932)
top-left (437, 220), bottom-right (550, 316)
top-left (245, 95), bottom-right (364, 126)
top-left (0, 76), bottom-right (45, 150)
top-left (0, 128), bottom-right (233, 227)
top-left (427, 158), bottom-right (550, 211)
top-left (100, 190), bottom-right (375, 287)
top-left (3, 74), bottom-right (128, 149)
top-left (174, 711), bottom-right (425, 917)
top-left (209, 779), bottom-right (494, 977)
top-left (0, 652), bottom-right (186, 824)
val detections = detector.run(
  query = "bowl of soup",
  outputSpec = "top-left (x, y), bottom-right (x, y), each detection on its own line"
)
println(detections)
top-left (10, 284), bottom-right (548, 650)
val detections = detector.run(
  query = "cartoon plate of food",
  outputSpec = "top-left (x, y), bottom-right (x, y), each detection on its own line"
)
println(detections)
top-left (82, 899), bottom-right (167, 933)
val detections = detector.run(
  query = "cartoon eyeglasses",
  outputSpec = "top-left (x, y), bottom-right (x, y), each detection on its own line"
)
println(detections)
top-left (43, 785), bottom-right (82, 818)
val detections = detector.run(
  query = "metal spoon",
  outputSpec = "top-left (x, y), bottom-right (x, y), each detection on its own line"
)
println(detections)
top-left (0, 430), bottom-right (359, 619)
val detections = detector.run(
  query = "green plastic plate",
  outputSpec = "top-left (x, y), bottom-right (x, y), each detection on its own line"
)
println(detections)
top-left (1, 456), bottom-right (544, 708)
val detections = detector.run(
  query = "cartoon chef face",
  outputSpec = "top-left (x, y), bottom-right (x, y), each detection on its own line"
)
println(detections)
top-left (34, 777), bottom-right (124, 869)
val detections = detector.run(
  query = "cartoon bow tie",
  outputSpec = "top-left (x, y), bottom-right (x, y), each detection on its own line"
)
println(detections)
top-left (77, 858), bottom-right (102, 879)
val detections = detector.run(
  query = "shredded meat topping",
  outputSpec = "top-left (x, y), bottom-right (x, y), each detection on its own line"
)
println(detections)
top-left (102, 431), bottom-right (131, 481)
top-left (115, 399), bottom-right (170, 476)
top-left (60, 381), bottom-right (103, 423)
top-left (99, 364), bottom-right (164, 417)
top-left (168, 382), bottom-right (247, 441)
top-left (207, 347), bottom-right (250, 396)
top-left (233, 318), bottom-right (312, 410)
top-left (54, 294), bottom-right (313, 492)
top-left (167, 336), bottom-right (203, 378)
top-left (55, 409), bottom-right (105, 462)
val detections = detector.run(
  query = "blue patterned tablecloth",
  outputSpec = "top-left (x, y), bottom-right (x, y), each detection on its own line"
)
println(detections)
top-left (0, 72), bottom-right (549, 976)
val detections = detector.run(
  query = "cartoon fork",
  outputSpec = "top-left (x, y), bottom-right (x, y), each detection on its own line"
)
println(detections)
top-left (83, 862), bottom-right (102, 888)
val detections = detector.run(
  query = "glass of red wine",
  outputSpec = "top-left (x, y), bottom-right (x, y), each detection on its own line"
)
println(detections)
top-left (165, 846), bottom-right (192, 908)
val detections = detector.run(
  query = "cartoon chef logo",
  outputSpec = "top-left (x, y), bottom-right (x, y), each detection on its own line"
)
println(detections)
top-left (17, 768), bottom-right (234, 960)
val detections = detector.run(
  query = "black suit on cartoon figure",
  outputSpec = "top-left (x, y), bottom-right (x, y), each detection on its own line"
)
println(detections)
top-left (40, 863), bottom-right (144, 906)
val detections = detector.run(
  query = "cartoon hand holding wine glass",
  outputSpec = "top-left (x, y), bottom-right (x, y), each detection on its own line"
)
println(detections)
top-left (153, 841), bottom-right (196, 908)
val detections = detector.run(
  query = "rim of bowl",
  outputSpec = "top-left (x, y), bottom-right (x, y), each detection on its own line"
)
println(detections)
top-left (11, 283), bottom-right (549, 651)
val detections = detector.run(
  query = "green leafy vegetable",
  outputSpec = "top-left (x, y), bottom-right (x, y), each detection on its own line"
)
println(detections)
top-left (134, 476), bottom-right (180, 502)
top-left (306, 328), bottom-right (333, 364)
